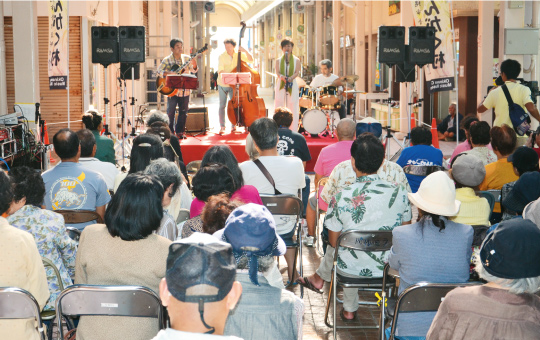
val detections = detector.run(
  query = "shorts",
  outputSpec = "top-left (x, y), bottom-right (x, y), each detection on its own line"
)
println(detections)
top-left (278, 228), bottom-right (296, 247)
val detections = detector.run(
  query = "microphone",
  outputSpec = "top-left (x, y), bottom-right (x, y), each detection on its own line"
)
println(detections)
top-left (284, 51), bottom-right (289, 64)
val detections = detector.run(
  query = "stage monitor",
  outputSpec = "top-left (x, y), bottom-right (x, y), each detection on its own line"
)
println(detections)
top-left (378, 26), bottom-right (405, 65)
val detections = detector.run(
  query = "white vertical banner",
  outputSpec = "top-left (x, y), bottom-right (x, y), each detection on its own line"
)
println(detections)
top-left (48, 0), bottom-right (68, 89)
top-left (411, 0), bottom-right (455, 93)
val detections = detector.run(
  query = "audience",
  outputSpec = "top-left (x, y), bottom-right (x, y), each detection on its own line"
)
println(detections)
top-left (460, 121), bottom-right (497, 166)
top-left (113, 133), bottom-right (163, 191)
top-left (273, 107), bottom-right (311, 217)
top-left (7, 166), bottom-right (77, 312)
top-left (397, 126), bottom-right (443, 193)
top-left (449, 154), bottom-right (490, 226)
top-left (201, 194), bottom-right (243, 235)
top-left (190, 145), bottom-right (262, 218)
top-left (478, 124), bottom-right (518, 220)
top-left (501, 172), bottom-right (540, 221)
top-left (76, 129), bottom-right (119, 190)
top-left (43, 128), bottom-right (110, 229)
top-left (298, 133), bottom-right (411, 321)
top-left (448, 116), bottom-right (481, 163)
top-left (82, 109), bottom-right (115, 164)
top-left (244, 133), bottom-right (259, 161)
top-left (146, 110), bottom-right (185, 166)
top-left (500, 146), bottom-right (539, 220)
top-left (143, 158), bottom-right (183, 240)
top-left (215, 204), bottom-right (304, 340)
top-left (239, 117), bottom-right (305, 283)
top-left (304, 118), bottom-right (356, 247)
top-left (523, 196), bottom-right (540, 227)
top-left (427, 219), bottom-right (540, 339)
top-left (183, 164), bottom-right (237, 238)
top-left (75, 173), bottom-right (171, 340)
top-left (152, 233), bottom-right (243, 339)
top-left (0, 171), bottom-right (49, 340)
top-left (388, 171), bottom-right (473, 338)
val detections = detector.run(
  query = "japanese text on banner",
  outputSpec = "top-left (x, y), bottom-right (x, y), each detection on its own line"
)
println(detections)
top-left (48, 0), bottom-right (68, 90)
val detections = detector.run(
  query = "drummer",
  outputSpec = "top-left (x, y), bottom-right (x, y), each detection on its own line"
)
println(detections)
top-left (309, 60), bottom-right (345, 118)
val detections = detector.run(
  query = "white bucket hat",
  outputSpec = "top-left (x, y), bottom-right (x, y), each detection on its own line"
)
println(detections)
top-left (408, 171), bottom-right (461, 216)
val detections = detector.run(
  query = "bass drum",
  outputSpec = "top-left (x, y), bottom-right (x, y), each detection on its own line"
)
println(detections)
top-left (302, 109), bottom-right (328, 135)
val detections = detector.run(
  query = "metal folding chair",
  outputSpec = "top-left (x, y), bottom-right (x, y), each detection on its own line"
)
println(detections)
top-left (186, 160), bottom-right (202, 186)
top-left (0, 287), bottom-right (46, 340)
top-left (402, 165), bottom-right (446, 177)
top-left (56, 284), bottom-right (164, 339)
top-left (383, 281), bottom-right (481, 340)
top-left (315, 176), bottom-right (329, 257)
top-left (259, 194), bottom-right (304, 297)
top-left (324, 230), bottom-right (395, 339)
top-left (41, 257), bottom-right (65, 339)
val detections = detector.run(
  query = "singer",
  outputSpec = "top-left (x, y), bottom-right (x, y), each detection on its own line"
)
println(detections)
top-left (275, 38), bottom-right (301, 131)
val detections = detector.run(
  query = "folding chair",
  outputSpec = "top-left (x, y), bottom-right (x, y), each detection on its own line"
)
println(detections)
top-left (186, 160), bottom-right (202, 186)
top-left (324, 230), bottom-right (395, 339)
top-left (55, 210), bottom-right (104, 225)
top-left (315, 176), bottom-right (329, 257)
top-left (259, 194), bottom-right (304, 297)
top-left (476, 191), bottom-right (495, 219)
top-left (41, 257), bottom-right (65, 340)
top-left (56, 284), bottom-right (165, 339)
top-left (0, 287), bottom-right (46, 340)
top-left (402, 165), bottom-right (446, 177)
top-left (383, 281), bottom-right (482, 340)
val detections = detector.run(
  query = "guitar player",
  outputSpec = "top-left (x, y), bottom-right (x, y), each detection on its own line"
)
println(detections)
top-left (157, 38), bottom-right (198, 139)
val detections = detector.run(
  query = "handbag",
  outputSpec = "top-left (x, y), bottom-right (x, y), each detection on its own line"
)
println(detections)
top-left (253, 159), bottom-right (282, 195)
top-left (501, 84), bottom-right (531, 136)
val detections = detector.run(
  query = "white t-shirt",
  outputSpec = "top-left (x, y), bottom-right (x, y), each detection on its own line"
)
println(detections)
top-left (239, 156), bottom-right (305, 234)
top-left (309, 73), bottom-right (339, 89)
top-left (482, 81), bottom-right (534, 127)
top-left (79, 157), bottom-right (119, 190)
top-left (152, 329), bottom-right (243, 340)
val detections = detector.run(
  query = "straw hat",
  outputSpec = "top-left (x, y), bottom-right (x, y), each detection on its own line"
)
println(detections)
top-left (408, 171), bottom-right (460, 216)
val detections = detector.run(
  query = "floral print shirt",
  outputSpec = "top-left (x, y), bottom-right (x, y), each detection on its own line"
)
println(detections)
top-left (325, 174), bottom-right (412, 278)
top-left (8, 205), bottom-right (77, 310)
top-left (321, 159), bottom-right (411, 205)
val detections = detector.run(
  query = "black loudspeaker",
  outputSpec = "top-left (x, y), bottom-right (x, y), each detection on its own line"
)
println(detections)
top-left (409, 26), bottom-right (436, 66)
top-left (395, 46), bottom-right (416, 83)
top-left (120, 63), bottom-right (140, 80)
top-left (91, 26), bottom-right (119, 66)
top-left (119, 26), bottom-right (145, 63)
top-left (378, 26), bottom-right (405, 65)
top-left (186, 107), bottom-right (209, 133)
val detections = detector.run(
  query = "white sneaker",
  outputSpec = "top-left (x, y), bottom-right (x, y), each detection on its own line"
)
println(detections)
top-left (304, 236), bottom-right (315, 247)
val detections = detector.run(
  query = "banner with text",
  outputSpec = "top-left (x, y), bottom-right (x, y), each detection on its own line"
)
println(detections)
top-left (412, 0), bottom-right (455, 93)
top-left (48, 0), bottom-right (68, 89)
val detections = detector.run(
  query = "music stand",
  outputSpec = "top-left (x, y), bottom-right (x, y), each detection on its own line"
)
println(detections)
top-left (222, 72), bottom-right (251, 131)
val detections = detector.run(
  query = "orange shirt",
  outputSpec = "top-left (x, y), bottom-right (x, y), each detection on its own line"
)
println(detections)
top-left (478, 158), bottom-right (519, 213)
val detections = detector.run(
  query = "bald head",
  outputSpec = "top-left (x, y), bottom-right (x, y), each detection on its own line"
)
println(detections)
top-left (336, 118), bottom-right (356, 141)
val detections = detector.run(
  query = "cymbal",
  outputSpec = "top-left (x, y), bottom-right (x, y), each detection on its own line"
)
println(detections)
top-left (332, 74), bottom-right (359, 86)
top-left (296, 77), bottom-right (307, 88)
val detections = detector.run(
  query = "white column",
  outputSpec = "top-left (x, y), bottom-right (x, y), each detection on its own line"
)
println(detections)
top-left (332, 0), bottom-right (340, 75)
top-left (182, 1), bottom-right (191, 51)
top-left (355, 1), bottom-right (366, 117)
top-left (0, 3), bottom-right (8, 115)
top-left (13, 1), bottom-right (40, 103)
top-left (81, 17), bottom-right (90, 113)
top-left (315, 1), bottom-right (323, 63)
top-left (477, 1), bottom-right (495, 125)
top-left (366, 1), bottom-right (373, 92)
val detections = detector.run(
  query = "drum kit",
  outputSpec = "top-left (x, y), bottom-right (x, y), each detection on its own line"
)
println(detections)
top-left (299, 74), bottom-right (359, 137)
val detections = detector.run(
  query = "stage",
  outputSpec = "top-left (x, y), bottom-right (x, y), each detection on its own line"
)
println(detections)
top-left (181, 129), bottom-right (338, 172)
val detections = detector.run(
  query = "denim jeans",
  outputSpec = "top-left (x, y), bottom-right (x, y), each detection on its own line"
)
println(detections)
top-left (166, 95), bottom-right (189, 134)
top-left (218, 85), bottom-right (234, 128)
top-left (302, 175), bottom-right (310, 217)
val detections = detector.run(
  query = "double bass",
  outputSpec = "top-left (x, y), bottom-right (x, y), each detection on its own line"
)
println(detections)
top-left (227, 22), bottom-right (266, 128)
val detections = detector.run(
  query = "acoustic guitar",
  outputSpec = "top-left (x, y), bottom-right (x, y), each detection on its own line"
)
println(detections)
top-left (156, 44), bottom-right (208, 97)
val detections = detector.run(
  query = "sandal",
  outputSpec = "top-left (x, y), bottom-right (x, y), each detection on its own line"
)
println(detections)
top-left (340, 309), bottom-right (357, 323)
top-left (296, 276), bottom-right (323, 294)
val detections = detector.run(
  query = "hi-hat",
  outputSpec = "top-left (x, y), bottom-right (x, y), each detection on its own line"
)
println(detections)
top-left (332, 75), bottom-right (359, 86)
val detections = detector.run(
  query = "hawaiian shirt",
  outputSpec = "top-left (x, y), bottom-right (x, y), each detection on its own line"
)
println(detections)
top-left (325, 174), bottom-right (412, 278)
top-left (321, 159), bottom-right (411, 205)
top-left (7, 205), bottom-right (77, 311)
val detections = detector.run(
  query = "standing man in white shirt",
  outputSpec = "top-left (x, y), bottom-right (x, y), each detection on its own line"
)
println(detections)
top-left (157, 38), bottom-right (198, 139)
top-left (217, 38), bottom-right (254, 135)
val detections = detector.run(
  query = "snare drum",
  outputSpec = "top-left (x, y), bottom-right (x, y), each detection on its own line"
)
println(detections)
top-left (319, 85), bottom-right (340, 105)
top-left (299, 88), bottom-right (315, 108)
top-left (302, 109), bottom-right (328, 135)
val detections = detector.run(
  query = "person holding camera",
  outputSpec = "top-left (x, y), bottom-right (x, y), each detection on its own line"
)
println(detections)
top-left (478, 59), bottom-right (540, 145)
